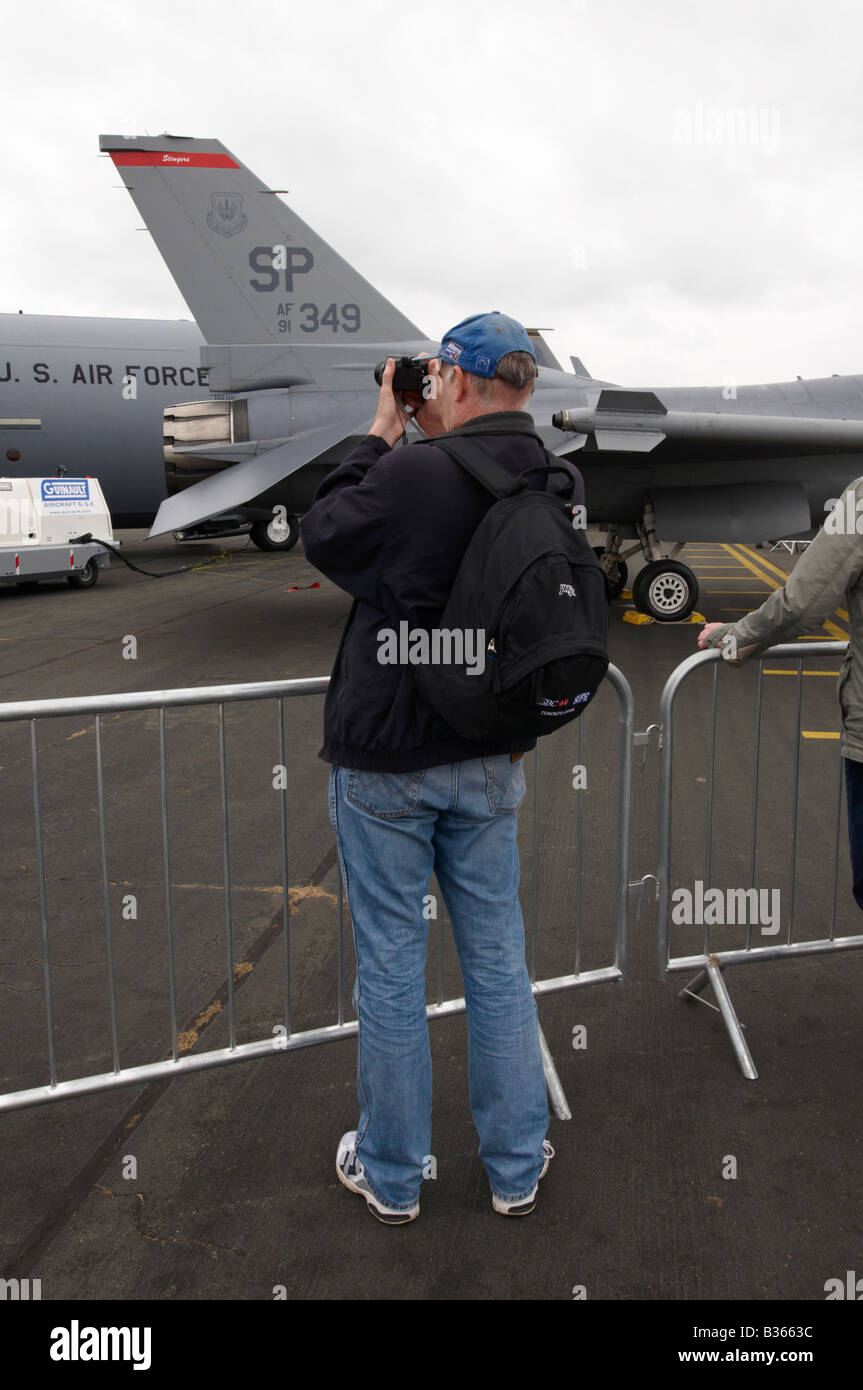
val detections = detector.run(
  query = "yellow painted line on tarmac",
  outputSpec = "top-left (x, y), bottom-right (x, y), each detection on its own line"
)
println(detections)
top-left (795, 615), bottom-right (849, 640)
top-left (62, 713), bottom-right (123, 741)
top-left (736, 545), bottom-right (795, 581)
top-left (622, 543), bottom-right (850, 637)
top-left (736, 546), bottom-right (849, 625)
top-left (802, 731), bottom-right (841, 739)
top-left (763, 670), bottom-right (840, 676)
top-left (731, 545), bottom-right (848, 635)
top-left (720, 542), bottom-right (779, 588)
top-left (723, 543), bottom-right (849, 640)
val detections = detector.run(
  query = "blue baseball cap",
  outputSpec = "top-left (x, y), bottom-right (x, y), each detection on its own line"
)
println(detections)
top-left (436, 311), bottom-right (536, 379)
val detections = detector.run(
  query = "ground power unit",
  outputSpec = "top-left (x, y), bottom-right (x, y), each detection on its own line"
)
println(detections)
top-left (0, 477), bottom-right (112, 590)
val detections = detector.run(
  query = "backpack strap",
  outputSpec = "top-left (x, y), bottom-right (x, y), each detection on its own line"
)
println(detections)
top-left (520, 453), bottom-right (580, 499)
top-left (417, 434), bottom-right (577, 502)
top-left (417, 436), bottom-right (529, 500)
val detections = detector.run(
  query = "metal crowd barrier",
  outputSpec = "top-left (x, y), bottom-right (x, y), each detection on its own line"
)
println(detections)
top-left (0, 666), bottom-right (633, 1116)
top-left (655, 641), bottom-right (860, 1079)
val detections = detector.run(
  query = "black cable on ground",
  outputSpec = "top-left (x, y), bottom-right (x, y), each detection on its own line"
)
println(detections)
top-left (69, 534), bottom-right (237, 578)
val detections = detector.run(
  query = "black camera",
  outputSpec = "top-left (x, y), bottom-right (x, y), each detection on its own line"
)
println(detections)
top-left (373, 356), bottom-right (432, 395)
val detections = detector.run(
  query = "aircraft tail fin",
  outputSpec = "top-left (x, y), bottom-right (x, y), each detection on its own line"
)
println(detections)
top-left (99, 134), bottom-right (423, 347)
top-left (526, 329), bottom-right (563, 370)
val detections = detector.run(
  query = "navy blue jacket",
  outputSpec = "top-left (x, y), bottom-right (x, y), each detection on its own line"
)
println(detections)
top-left (300, 411), bottom-right (586, 772)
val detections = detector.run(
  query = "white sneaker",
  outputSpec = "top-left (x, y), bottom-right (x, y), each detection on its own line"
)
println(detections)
top-left (335, 1131), bottom-right (420, 1225)
top-left (492, 1140), bottom-right (555, 1215)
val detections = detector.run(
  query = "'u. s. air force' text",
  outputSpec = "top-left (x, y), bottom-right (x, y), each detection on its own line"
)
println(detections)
top-left (0, 362), bottom-right (210, 387)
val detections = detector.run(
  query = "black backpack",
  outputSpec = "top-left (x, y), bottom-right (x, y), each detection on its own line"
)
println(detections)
top-left (411, 433), bottom-right (610, 741)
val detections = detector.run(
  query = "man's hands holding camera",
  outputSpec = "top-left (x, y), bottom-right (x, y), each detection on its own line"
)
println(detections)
top-left (370, 357), bottom-right (446, 447)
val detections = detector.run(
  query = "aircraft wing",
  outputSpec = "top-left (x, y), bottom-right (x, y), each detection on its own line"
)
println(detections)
top-left (555, 390), bottom-right (863, 454)
top-left (149, 416), bottom-right (370, 537)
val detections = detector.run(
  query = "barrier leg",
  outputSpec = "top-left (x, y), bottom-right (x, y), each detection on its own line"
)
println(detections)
top-left (679, 969), bottom-right (710, 1000)
top-left (704, 962), bottom-right (758, 1080)
top-left (538, 1023), bottom-right (572, 1121)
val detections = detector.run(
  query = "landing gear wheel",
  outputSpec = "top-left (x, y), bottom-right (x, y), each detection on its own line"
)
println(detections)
top-left (250, 515), bottom-right (300, 552)
top-left (593, 546), bottom-right (628, 599)
top-left (632, 560), bottom-right (698, 622)
top-left (67, 559), bottom-right (99, 589)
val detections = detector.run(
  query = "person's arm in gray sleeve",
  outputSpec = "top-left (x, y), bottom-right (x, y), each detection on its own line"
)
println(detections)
top-left (699, 476), bottom-right (863, 662)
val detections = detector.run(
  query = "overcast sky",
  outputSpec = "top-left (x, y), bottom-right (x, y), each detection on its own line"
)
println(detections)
top-left (3, 0), bottom-right (862, 388)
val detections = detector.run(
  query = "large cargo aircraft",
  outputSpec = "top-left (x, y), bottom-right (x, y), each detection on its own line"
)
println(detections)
top-left (3, 132), bottom-right (863, 618)
top-left (0, 312), bottom-right (209, 527)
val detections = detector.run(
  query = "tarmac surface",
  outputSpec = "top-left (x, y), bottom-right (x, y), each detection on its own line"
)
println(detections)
top-left (0, 529), bottom-right (860, 1311)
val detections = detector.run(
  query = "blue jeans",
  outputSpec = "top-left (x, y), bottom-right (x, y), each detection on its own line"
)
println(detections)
top-left (328, 754), bottom-right (549, 1211)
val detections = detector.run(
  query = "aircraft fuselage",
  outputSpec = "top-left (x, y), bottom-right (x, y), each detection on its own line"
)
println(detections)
top-left (3, 311), bottom-right (863, 538)
top-left (0, 313), bottom-right (209, 523)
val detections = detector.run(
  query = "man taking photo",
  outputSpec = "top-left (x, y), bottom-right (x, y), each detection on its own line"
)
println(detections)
top-left (300, 312), bottom-right (583, 1223)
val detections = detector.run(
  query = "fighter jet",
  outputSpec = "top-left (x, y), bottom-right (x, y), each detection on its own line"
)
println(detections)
top-left (4, 132), bottom-right (863, 618)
